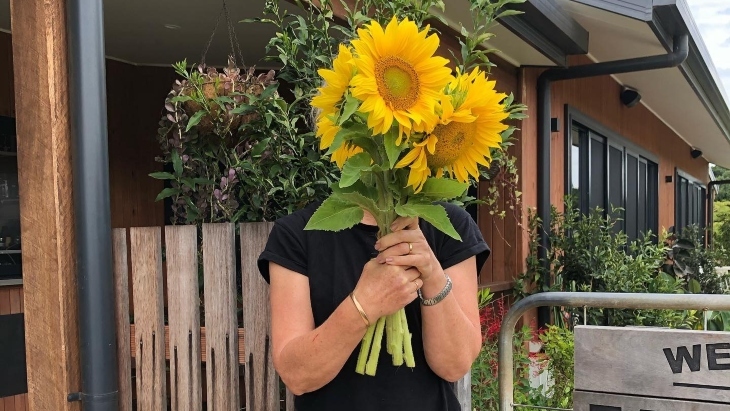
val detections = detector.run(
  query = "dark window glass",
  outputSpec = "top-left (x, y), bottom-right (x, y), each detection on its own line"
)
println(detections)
top-left (675, 172), bottom-right (707, 234)
top-left (589, 136), bottom-right (606, 212)
top-left (608, 145), bottom-right (624, 233)
top-left (568, 120), bottom-right (658, 240)
top-left (626, 154), bottom-right (638, 241)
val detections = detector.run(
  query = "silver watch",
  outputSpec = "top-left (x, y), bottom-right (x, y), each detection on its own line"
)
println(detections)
top-left (417, 274), bottom-right (452, 306)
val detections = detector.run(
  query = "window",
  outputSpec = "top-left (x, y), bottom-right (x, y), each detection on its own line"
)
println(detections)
top-left (567, 110), bottom-right (658, 241)
top-left (675, 169), bottom-right (706, 233)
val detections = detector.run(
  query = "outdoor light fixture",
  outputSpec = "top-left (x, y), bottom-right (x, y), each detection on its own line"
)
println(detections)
top-left (665, 175), bottom-right (673, 183)
top-left (550, 117), bottom-right (560, 132)
top-left (620, 86), bottom-right (641, 108)
top-left (690, 148), bottom-right (703, 159)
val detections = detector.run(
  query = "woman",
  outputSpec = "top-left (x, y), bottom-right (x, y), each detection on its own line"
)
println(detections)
top-left (257, 201), bottom-right (489, 410)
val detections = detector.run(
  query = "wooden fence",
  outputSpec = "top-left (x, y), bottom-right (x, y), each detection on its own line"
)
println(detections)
top-left (112, 223), bottom-right (470, 411)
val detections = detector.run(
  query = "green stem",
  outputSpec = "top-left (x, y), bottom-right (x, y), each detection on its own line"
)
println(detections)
top-left (392, 309), bottom-right (404, 366)
top-left (365, 316), bottom-right (387, 376)
top-left (402, 309), bottom-right (415, 368)
top-left (355, 322), bottom-right (376, 375)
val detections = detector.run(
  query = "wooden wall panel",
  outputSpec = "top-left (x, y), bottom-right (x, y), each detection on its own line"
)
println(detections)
top-left (106, 60), bottom-right (175, 229)
top-left (547, 55), bottom-right (709, 231)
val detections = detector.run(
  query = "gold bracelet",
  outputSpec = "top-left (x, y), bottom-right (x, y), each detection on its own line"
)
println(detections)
top-left (349, 292), bottom-right (370, 327)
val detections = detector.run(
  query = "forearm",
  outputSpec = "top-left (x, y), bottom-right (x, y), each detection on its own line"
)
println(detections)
top-left (420, 273), bottom-right (482, 382)
top-left (276, 297), bottom-right (367, 395)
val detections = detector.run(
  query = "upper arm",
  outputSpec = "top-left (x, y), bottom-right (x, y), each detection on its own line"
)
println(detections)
top-left (269, 262), bottom-right (316, 366)
top-left (444, 256), bottom-right (482, 349)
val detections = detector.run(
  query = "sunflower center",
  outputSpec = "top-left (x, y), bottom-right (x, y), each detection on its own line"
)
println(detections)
top-left (427, 122), bottom-right (476, 168)
top-left (375, 56), bottom-right (420, 110)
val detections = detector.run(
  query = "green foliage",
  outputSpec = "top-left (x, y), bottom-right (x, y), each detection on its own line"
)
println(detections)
top-left (539, 326), bottom-right (574, 409)
top-left (153, 60), bottom-right (338, 224)
top-left (714, 200), bottom-right (730, 266)
top-left (515, 197), bottom-right (689, 328)
top-left (712, 165), bottom-right (730, 201)
top-left (247, 0), bottom-right (528, 228)
top-left (668, 225), bottom-right (730, 295)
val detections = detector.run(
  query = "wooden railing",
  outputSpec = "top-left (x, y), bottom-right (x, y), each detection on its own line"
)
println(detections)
top-left (112, 223), bottom-right (470, 411)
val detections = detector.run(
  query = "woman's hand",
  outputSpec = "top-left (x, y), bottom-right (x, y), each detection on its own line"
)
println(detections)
top-left (353, 260), bottom-right (422, 320)
top-left (374, 217), bottom-right (442, 284)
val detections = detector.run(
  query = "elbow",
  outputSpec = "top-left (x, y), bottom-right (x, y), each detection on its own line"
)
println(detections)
top-left (278, 372), bottom-right (313, 396)
top-left (440, 363), bottom-right (472, 383)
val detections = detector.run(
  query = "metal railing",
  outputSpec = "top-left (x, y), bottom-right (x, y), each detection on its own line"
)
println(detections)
top-left (497, 292), bottom-right (730, 411)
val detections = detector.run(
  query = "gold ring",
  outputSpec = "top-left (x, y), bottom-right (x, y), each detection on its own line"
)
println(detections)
top-left (408, 242), bottom-right (413, 254)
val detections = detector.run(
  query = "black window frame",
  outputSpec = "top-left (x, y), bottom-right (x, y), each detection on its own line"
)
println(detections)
top-left (564, 106), bottom-right (659, 240)
top-left (674, 168), bottom-right (707, 235)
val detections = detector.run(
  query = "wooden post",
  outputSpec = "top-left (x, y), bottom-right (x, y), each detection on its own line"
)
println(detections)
top-left (9, 0), bottom-right (81, 410)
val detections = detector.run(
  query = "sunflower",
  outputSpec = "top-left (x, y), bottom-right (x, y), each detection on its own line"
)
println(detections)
top-left (314, 113), bottom-right (363, 169)
top-left (396, 69), bottom-right (510, 192)
top-left (312, 44), bottom-right (356, 117)
top-left (350, 17), bottom-right (452, 141)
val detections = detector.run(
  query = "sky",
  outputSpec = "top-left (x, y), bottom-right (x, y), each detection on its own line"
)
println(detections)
top-left (687, 0), bottom-right (730, 97)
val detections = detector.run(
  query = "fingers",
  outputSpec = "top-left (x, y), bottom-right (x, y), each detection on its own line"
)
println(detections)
top-left (383, 254), bottom-right (426, 269)
top-left (375, 242), bottom-right (412, 263)
top-left (375, 229), bottom-right (422, 251)
top-left (403, 267), bottom-right (421, 282)
top-left (390, 216), bottom-right (419, 232)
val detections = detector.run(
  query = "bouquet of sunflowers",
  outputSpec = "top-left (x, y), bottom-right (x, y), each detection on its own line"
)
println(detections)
top-left (305, 13), bottom-right (524, 375)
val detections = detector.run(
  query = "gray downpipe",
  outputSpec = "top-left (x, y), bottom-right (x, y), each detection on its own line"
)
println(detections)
top-left (535, 34), bottom-right (690, 325)
top-left (498, 292), bottom-right (730, 411)
top-left (67, 0), bottom-right (119, 409)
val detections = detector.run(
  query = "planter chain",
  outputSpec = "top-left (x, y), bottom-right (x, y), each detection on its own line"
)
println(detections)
top-left (200, 0), bottom-right (245, 67)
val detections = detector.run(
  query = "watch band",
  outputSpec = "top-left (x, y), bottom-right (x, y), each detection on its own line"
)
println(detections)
top-left (417, 274), bottom-right (452, 306)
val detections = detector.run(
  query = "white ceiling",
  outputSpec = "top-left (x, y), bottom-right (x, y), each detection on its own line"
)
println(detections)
top-left (0, 0), bottom-right (551, 68)
top-left (559, 0), bottom-right (730, 169)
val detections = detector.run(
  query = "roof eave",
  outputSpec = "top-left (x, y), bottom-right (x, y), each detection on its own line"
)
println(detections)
top-left (498, 0), bottom-right (589, 67)
top-left (648, 1), bottom-right (730, 161)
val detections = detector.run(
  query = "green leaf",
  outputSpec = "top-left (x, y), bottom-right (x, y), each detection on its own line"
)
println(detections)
top-left (252, 138), bottom-right (271, 157)
top-left (186, 110), bottom-right (205, 132)
top-left (395, 203), bottom-right (461, 241)
top-left (419, 178), bottom-right (469, 200)
top-left (337, 191), bottom-right (381, 219)
top-left (340, 152), bottom-right (372, 188)
top-left (326, 123), bottom-right (369, 155)
top-left (304, 196), bottom-right (364, 232)
top-left (170, 95), bottom-right (192, 104)
top-left (172, 150), bottom-right (183, 177)
top-left (155, 187), bottom-right (181, 202)
top-left (149, 171), bottom-right (175, 180)
top-left (688, 278), bottom-right (702, 294)
top-left (338, 95), bottom-right (360, 126)
top-left (229, 104), bottom-right (256, 115)
top-left (383, 128), bottom-right (404, 169)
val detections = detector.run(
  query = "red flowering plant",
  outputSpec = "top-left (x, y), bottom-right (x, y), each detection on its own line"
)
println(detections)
top-left (472, 288), bottom-right (546, 410)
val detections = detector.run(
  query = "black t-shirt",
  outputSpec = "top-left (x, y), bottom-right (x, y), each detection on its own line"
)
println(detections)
top-left (257, 201), bottom-right (490, 411)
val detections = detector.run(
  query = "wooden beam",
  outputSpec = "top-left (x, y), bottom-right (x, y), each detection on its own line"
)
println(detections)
top-left (9, 0), bottom-right (81, 410)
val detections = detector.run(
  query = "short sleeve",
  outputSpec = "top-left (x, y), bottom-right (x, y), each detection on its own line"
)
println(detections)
top-left (436, 204), bottom-right (490, 273)
top-left (257, 221), bottom-right (308, 283)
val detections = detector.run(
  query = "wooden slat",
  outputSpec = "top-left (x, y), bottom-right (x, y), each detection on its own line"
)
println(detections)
top-left (130, 227), bottom-right (167, 410)
top-left (8, 287), bottom-right (21, 314)
top-left (113, 229), bottom-right (133, 411)
top-left (129, 325), bottom-right (245, 364)
top-left (240, 222), bottom-right (278, 411)
top-left (165, 225), bottom-right (202, 411)
top-left (0, 395), bottom-right (4, 411)
top-left (13, 395), bottom-right (25, 411)
top-left (202, 223), bottom-right (239, 411)
top-left (454, 373), bottom-right (471, 411)
top-left (0, 288), bottom-right (11, 315)
top-left (285, 388), bottom-right (295, 411)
